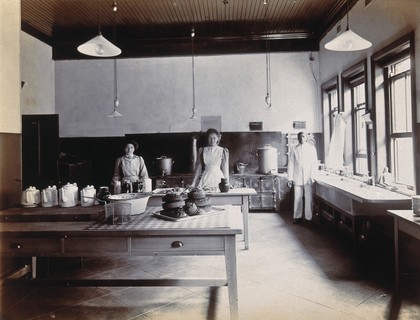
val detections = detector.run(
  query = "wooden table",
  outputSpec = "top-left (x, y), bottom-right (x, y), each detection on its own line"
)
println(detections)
top-left (387, 210), bottom-right (420, 290)
top-left (149, 187), bottom-right (256, 250)
top-left (0, 205), bottom-right (243, 320)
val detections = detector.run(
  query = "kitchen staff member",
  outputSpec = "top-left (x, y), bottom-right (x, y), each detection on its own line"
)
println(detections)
top-left (191, 128), bottom-right (229, 190)
top-left (112, 140), bottom-right (149, 188)
top-left (287, 131), bottom-right (318, 224)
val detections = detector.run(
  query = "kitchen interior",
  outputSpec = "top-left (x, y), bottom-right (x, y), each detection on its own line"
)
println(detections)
top-left (1, 0), bottom-right (420, 319)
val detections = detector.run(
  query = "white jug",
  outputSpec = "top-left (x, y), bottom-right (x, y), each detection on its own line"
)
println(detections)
top-left (143, 178), bottom-right (152, 192)
top-left (41, 185), bottom-right (58, 207)
top-left (81, 185), bottom-right (96, 207)
top-left (21, 186), bottom-right (41, 207)
top-left (59, 183), bottom-right (78, 207)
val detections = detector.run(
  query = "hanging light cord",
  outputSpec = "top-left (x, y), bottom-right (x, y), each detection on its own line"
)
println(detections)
top-left (190, 27), bottom-right (196, 119)
top-left (345, 0), bottom-right (350, 30)
top-left (97, 0), bottom-right (101, 34)
top-left (114, 60), bottom-right (118, 105)
top-left (264, 1), bottom-right (272, 108)
top-left (113, 2), bottom-right (118, 108)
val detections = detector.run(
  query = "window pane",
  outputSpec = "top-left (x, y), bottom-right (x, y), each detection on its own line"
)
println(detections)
top-left (328, 88), bottom-right (338, 137)
top-left (387, 56), bottom-right (413, 189)
top-left (356, 157), bottom-right (368, 175)
top-left (391, 73), bottom-right (412, 133)
top-left (391, 137), bottom-right (414, 186)
top-left (353, 82), bottom-right (368, 175)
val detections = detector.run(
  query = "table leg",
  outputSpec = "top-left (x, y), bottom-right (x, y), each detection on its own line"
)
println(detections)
top-left (225, 236), bottom-right (238, 320)
top-left (32, 256), bottom-right (37, 279)
top-left (394, 217), bottom-right (399, 291)
top-left (241, 196), bottom-right (249, 250)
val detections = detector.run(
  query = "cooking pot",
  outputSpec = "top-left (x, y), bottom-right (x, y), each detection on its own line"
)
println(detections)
top-left (257, 144), bottom-right (279, 175)
top-left (155, 156), bottom-right (174, 176)
top-left (236, 162), bottom-right (248, 174)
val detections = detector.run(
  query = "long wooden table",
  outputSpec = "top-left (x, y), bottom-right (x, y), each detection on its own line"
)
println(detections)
top-left (149, 187), bottom-right (256, 250)
top-left (387, 210), bottom-right (420, 291)
top-left (0, 205), bottom-right (243, 320)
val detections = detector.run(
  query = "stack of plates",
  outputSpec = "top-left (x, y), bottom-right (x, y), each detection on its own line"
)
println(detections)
top-left (412, 195), bottom-right (420, 216)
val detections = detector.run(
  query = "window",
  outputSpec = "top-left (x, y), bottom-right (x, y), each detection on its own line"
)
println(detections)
top-left (386, 57), bottom-right (413, 187)
top-left (342, 60), bottom-right (369, 177)
top-left (327, 87), bottom-right (338, 135)
top-left (352, 81), bottom-right (368, 175)
top-left (371, 33), bottom-right (416, 191)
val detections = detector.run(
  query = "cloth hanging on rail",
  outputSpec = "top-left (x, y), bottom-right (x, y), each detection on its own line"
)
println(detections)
top-left (325, 113), bottom-right (346, 170)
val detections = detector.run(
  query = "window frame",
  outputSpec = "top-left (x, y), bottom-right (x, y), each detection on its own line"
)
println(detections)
top-left (341, 60), bottom-right (370, 177)
top-left (371, 32), bottom-right (417, 191)
top-left (384, 56), bottom-right (413, 187)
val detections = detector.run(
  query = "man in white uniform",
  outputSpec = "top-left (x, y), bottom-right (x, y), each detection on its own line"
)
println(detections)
top-left (287, 132), bottom-right (318, 224)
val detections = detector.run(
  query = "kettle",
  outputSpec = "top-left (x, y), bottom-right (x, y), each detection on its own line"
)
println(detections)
top-left (59, 183), bottom-right (78, 207)
top-left (80, 185), bottom-right (96, 207)
top-left (41, 185), bottom-right (58, 207)
top-left (21, 186), bottom-right (41, 207)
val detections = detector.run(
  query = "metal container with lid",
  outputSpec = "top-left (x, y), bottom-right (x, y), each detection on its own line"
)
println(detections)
top-left (257, 144), bottom-right (278, 174)
top-left (155, 156), bottom-right (174, 176)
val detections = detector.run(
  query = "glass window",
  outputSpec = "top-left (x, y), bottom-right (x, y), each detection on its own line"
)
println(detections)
top-left (387, 57), bottom-right (414, 187)
top-left (352, 82), bottom-right (368, 175)
top-left (327, 87), bottom-right (338, 134)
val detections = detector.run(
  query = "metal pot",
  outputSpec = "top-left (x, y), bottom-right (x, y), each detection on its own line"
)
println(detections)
top-left (155, 156), bottom-right (174, 176)
top-left (257, 144), bottom-right (278, 174)
top-left (236, 162), bottom-right (248, 174)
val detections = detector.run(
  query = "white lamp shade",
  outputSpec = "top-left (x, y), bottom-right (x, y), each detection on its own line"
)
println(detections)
top-left (107, 109), bottom-right (123, 117)
top-left (325, 28), bottom-right (372, 52)
top-left (78, 34), bottom-right (121, 57)
top-left (108, 99), bottom-right (123, 117)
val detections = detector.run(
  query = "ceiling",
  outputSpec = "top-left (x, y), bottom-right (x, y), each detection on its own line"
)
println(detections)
top-left (21, 0), bottom-right (359, 60)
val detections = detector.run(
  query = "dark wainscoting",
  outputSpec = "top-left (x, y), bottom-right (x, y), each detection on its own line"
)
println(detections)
top-left (0, 133), bottom-right (22, 209)
top-left (60, 132), bottom-right (322, 189)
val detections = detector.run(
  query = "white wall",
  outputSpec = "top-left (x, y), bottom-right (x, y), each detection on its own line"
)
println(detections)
top-left (20, 32), bottom-right (55, 114)
top-left (55, 52), bottom-right (321, 137)
top-left (0, 0), bottom-right (20, 133)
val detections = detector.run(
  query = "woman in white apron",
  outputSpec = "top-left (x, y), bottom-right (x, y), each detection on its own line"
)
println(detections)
top-left (191, 129), bottom-right (229, 190)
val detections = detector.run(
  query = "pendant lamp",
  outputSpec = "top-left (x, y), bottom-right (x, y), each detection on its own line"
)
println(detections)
top-left (78, 0), bottom-right (121, 57)
top-left (108, 59), bottom-right (123, 117)
top-left (189, 27), bottom-right (198, 120)
top-left (325, 0), bottom-right (371, 51)
top-left (108, 2), bottom-right (123, 117)
top-left (263, 0), bottom-right (272, 108)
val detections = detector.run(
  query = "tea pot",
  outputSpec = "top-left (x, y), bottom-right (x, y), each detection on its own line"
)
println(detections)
top-left (80, 185), bottom-right (96, 207)
top-left (59, 183), bottom-right (78, 207)
top-left (21, 186), bottom-right (41, 207)
top-left (41, 185), bottom-right (58, 207)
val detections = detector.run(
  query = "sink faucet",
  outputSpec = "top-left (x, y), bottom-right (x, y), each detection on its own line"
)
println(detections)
top-left (367, 176), bottom-right (375, 186)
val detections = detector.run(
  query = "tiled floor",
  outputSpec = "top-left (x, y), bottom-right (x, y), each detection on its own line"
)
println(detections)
top-left (1, 210), bottom-right (419, 320)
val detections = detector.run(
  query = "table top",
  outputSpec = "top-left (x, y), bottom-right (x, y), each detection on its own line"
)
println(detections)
top-left (387, 210), bottom-right (420, 225)
top-left (152, 187), bottom-right (256, 197)
top-left (0, 205), bottom-right (243, 237)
